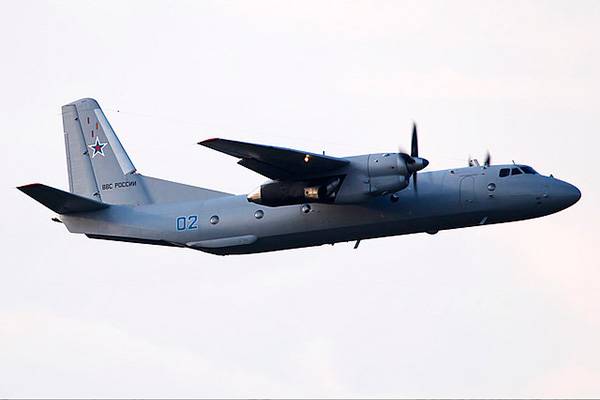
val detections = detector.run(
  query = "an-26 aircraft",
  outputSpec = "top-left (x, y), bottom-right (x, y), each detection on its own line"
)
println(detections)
top-left (19, 98), bottom-right (581, 255)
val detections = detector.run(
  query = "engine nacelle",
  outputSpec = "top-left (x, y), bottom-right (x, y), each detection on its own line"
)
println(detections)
top-left (335, 153), bottom-right (422, 204)
top-left (367, 153), bottom-right (409, 195)
top-left (369, 175), bottom-right (409, 194)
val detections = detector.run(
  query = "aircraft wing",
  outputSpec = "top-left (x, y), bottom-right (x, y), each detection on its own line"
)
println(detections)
top-left (199, 138), bottom-right (349, 180)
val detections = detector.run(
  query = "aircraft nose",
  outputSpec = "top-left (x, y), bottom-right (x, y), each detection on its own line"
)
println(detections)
top-left (550, 180), bottom-right (581, 210)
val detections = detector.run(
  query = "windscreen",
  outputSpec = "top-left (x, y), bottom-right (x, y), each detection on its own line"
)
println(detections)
top-left (520, 166), bottom-right (537, 174)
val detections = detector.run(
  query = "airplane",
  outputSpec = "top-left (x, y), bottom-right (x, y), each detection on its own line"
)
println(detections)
top-left (19, 98), bottom-right (581, 255)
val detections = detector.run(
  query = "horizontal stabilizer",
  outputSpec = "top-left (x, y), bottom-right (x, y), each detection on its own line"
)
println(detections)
top-left (18, 183), bottom-right (109, 214)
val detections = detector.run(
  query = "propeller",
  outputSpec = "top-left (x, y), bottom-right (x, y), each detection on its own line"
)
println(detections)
top-left (484, 150), bottom-right (491, 167)
top-left (398, 122), bottom-right (429, 193)
top-left (468, 151), bottom-right (491, 167)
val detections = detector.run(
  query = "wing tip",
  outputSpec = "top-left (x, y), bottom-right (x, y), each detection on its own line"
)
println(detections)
top-left (198, 138), bottom-right (220, 146)
top-left (19, 183), bottom-right (109, 214)
top-left (17, 183), bottom-right (43, 191)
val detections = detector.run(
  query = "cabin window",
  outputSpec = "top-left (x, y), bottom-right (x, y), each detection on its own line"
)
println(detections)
top-left (209, 215), bottom-right (220, 225)
top-left (521, 166), bottom-right (537, 174)
top-left (499, 168), bottom-right (510, 177)
top-left (511, 168), bottom-right (522, 175)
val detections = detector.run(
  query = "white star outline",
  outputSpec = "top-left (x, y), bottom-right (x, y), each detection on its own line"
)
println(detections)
top-left (88, 137), bottom-right (108, 158)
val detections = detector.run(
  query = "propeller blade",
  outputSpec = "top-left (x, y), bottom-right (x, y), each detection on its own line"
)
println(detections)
top-left (411, 122), bottom-right (418, 157)
top-left (484, 151), bottom-right (491, 167)
top-left (413, 171), bottom-right (418, 193)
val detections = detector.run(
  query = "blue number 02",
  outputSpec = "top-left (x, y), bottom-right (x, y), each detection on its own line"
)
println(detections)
top-left (176, 215), bottom-right (198, 231)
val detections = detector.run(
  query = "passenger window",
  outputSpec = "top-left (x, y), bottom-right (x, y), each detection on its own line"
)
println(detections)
top-left (511, 168), bottom-right (522, 175)
top-left (521, 166), bottom-right (536, 174)
top-left (499, 168), bottom-right (510, 177)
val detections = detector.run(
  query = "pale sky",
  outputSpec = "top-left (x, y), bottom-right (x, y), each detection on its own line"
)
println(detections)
top-left (1, 0), bottom-right (599, 398)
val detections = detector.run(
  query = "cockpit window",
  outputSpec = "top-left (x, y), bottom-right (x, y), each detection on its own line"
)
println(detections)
top-left (520, 166), bottom-right (537, 174)
top-left (511, 167), bottom-right (522, 175)
top-left (499, 168), bottom-right (510, 177)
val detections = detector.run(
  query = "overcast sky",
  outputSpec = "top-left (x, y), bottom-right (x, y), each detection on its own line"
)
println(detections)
top-left (1, 0), bottom-right (599, 398)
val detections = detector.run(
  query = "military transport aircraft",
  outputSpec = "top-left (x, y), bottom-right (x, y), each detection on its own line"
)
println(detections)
top-left (19, 98), bottom-right (581, 255)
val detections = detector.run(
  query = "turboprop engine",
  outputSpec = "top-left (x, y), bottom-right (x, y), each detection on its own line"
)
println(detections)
top-left (366, 152), bottom-right (428, 195)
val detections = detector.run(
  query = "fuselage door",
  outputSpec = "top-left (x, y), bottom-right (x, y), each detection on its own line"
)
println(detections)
top-left (460, 176), bottom-right (476, 207)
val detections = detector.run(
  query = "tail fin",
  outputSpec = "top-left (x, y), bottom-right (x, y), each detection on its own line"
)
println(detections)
top-left (18, 183), bottom-right (108, 214)
top-left (62, 98), bottom-right (150, 205)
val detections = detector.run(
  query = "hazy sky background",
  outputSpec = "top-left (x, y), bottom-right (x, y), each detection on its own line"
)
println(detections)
top-left (1, 0), bottom-right (599, 397)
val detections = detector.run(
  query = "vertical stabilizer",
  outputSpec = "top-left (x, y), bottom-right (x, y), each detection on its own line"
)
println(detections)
top-left (62, 98), bottom-right (150, 205)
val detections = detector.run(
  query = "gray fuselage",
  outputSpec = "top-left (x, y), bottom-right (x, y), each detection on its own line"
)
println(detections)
top-left (62, 163), bottom-right (581, 255)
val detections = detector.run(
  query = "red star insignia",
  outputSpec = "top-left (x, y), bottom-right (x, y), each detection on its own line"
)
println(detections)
top-left (88, 137), bottom-right (108, 158)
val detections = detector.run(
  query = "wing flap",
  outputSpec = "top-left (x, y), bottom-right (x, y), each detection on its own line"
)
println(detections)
top-left (237, 158), bottom-right (295, 180)
top-left (18, 183), bottom-right (109, 214)
top-left (199, 138), bottom-right (348, 180)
